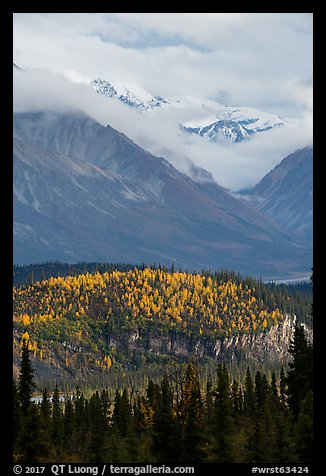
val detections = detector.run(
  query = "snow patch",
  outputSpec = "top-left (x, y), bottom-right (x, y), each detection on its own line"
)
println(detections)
top-left (40, 237), bottom-right (50, 246)
top-left (86, 200), bottom-right (116, 217)
top-left (13, 184), bottom-right (28, 205)
top-left (14, 223), bottom-right (33, 237)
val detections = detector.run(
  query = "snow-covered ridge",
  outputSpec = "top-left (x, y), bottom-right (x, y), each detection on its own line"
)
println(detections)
top-left (90, 76), bottom-right (285, 144)
top-left (183, 106), bottom-right (283, 130)
top-left (91, 78), bottom-right (167, 112)
top-left (182, 105), bottom-right (284, 143)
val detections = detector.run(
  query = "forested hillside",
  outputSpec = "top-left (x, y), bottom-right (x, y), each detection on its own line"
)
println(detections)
top-left (14, 329), bottom-right (313, 463)
top-left (13, 265), bottom-right (312, 385)
top-left (13, 262), bottom-right (313, 323)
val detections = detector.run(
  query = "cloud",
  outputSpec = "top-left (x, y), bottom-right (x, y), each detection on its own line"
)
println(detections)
top-left (13, 13), bottom-right (313, 191)
top-left (13, 67), bottom-right (313, 191)
top-left (13, 13), bottom-right (312, 118)
top-left (280, 78), bottom-right (313, 115)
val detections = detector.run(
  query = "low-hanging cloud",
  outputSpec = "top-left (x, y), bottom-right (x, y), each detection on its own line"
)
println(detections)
top-left (13, 13), bottom-right (312, 118)
top-left (13, 68), bottom-right (313, 191)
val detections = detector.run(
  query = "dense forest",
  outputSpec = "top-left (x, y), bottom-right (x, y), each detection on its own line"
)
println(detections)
top-left (13, 263), bottom-right (313, 327)
top-left (13, 326), bottom-right (313, 464)
top-left (13, 263), bottom-right (313, 463)
top-left (13, 266), bottom-right (312, 386)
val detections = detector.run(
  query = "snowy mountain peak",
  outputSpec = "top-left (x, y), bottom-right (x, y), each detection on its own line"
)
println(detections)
top-left (91, 77), bottom-right (167, 112)
top-left (181, 106), bottom-right (284, 143)
top-left (91, 76), bottom-right (285, 143)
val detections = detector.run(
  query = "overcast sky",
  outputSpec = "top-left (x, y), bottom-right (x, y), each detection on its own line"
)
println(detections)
top-left (13, 13), bottom-right (313, 190)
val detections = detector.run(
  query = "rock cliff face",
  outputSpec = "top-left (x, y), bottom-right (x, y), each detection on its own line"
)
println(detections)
top-left (14, 315), bottom-right (312, 381)
top-left (108, 314), bottom-right (312, 366)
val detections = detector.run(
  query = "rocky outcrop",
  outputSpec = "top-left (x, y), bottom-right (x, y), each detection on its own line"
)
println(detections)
top-left (108, 314), bottom-right (312, 365)
top-left (212, 315), bottom-right (312, 363)
top-left (14, 314), bottom-right (312, 381)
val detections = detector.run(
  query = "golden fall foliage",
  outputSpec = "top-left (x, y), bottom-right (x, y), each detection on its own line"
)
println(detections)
top-left (13, 267), bottom-right (284, 368)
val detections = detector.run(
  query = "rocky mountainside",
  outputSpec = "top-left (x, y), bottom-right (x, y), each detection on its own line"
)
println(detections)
top-left (13, 111), bottom-right (310, 279)
top-left (238, 147), bottom-right (313, 245)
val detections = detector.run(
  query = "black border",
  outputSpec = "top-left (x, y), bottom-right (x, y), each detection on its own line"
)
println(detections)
top-left (8, 9), bottom-right (319, 473)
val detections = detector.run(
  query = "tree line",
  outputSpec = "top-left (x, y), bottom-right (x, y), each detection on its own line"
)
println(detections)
top-left (14, 263), bottom-right (312, 326)
top-left (13, 325), bottom-right (312, 464)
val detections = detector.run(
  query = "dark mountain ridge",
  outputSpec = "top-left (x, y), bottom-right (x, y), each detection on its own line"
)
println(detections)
top-left (238, 147), bottom-right (313, 246)
top-left (13, 110), bottom-right (311, 279)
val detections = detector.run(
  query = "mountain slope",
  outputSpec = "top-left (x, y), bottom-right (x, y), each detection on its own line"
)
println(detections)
top-left (14, 111), bottom-right (311, 279)
top-left (238, 147), bottom-right (313, 245)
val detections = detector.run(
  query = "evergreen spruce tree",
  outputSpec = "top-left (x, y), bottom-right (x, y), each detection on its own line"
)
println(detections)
top-left (183, 390), bottom-right (205, 463)
top-left (268, 371), bottom-right (292, 463)
top-left (40, 388), bottom-right (52, 424)
top-left (74, 387), bottom-right (87, 452)
top-left (15, 344), bottom-right (50, 462)
top-left (152, 376), bottom-right (181, 463)
top-left (279, 366), bottom-right (287, 409)
top-left (294, 390), bottom-right (313, 463)
top-left (16, 404), bottom-right (50, 463)
top-left (252, 371), bottom-right (273, 463)
top-left (51, 384), bottom-right (64, 455)
top-left (18, 339), bottom-right (36, 412)
top-left (204, 375), bottom-right (214, 426)
top-left (286, 325), bottom-right (313, 416)
top-left (254, 371), bottom-right (269, 412)
top-left (111, 386), bottom-right (137, 461)
top-left (180, 360), bottom-right (205, 462)
top-left (243, 367), bottom-right (256, 462)
top-left (231, 378), bottom-right (243, 416)
top-left (39, 388), bottom-right (52, 452)
top-left (63, 396), bottom-right (75, 452)
top-left (13, 382), bottom-right (21, 452)
top-left (87, 391), bottom-right (108, 462)
top-left (112, 388), bottom-right (132, 437)
top-left (179, 359), bottom-right (201, 424)
top-left (212, 363), bottom-right (234, 462)
top-left (229, 379), bottom-right (247, 462)
top-left (133, 395), bottom-right (144, 435)
top-left (270, 373), bottom-right (279, 407)
top-left (100, 389), bottom-right (110, 422)
top-left (243, 367), bottom-right (255, 419)
top-left (273, 398), bottom-right (296, 463)
top-left (146, 379), bottom-right (161, 414)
